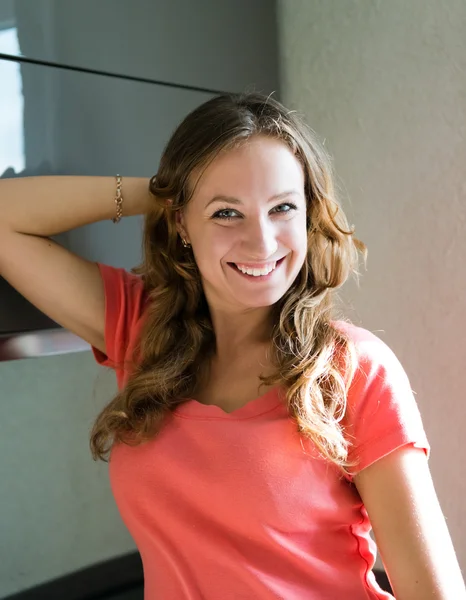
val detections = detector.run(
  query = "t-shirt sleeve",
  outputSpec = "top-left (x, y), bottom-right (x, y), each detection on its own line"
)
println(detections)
top-left (91, 263), bottom-right (146, 377)
top-left (342, 327), bottom-right (430, 480)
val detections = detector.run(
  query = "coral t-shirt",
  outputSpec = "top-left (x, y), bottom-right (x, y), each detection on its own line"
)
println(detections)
top-left (92, 263), bottom-right (430, 600)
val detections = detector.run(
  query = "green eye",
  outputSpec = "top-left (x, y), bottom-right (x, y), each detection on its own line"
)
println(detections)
top-left (212, 209), bottom-right (238, 221)
top-left (211, 203), bottom-right (298, 221)
top-left (273, 203), bottom-right (297, 213)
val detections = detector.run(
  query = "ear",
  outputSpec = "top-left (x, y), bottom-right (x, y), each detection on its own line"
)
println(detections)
top-left (175, 208), bottom-right (190, 243)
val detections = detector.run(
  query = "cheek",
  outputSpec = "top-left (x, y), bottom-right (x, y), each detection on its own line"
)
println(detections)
top-left (285, 222), bottom-right (308, 272)
top-left (284, 219), bottom-right (307, 249)
top-left (192, 230), bottom-right (231, 272)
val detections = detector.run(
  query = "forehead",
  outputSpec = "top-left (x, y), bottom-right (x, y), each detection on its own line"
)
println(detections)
top-left (189, 136), bottom-right (305, 204)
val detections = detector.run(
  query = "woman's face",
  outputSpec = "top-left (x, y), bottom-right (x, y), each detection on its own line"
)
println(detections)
top-left (177, 136), bottom-right (308, 311)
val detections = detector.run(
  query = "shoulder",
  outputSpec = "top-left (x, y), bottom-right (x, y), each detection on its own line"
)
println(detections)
top-left (332, 319), bottom-right (403, 374)
top-left (92, 264), bottom-right (149, 375)
top-left (333, 321), bottom-right (430, 476)
top-left (97, 263), bottom-right (148, 317)
top-left (332, 319), bottom-right (389, 350)
top-left (97, 263), bottom-right (146, 294)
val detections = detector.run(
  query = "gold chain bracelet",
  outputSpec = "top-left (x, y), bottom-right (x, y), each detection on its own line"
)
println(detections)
top-left (112, 174), bottom-right (123, 223)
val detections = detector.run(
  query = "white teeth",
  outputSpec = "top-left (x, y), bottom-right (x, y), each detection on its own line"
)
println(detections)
top-left (235, 261), bottom-right (277, 277)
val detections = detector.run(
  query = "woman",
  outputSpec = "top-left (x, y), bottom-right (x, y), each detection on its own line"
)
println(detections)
top-left (0, 93), bottom-right (464, 599)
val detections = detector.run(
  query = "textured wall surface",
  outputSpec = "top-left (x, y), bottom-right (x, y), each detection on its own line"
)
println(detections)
top-left (0, 352), bottom-right (136, 597)
top-left (0, 1), bottom-right (280, 597)
top-left (278, 0), bottom-right (466, 572)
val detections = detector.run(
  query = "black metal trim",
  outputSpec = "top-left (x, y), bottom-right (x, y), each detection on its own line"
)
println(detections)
top-left (0, 52), bottom-right (226, 96)
top-left (2, 552), bottom-right (144, 600)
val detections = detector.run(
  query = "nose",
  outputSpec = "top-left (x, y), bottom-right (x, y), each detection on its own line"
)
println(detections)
top-left (241, 217), bottom-right (278, 259)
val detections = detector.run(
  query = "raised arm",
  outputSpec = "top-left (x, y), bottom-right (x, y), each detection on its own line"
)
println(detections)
top-left (0, 175), bottom-right (152, 353)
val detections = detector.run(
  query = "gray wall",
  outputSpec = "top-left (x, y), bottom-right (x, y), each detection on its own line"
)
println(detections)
top-left (0, 353), bottom-right (133, 595)
top-left (278, 0), bottom-right (466, 573)
top-left (8, 0), bottom-right (279, 94)
top-left (0, 0), bottom-right (279, 596)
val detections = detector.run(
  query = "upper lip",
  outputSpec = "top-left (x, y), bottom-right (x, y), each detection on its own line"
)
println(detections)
top-left (230, 257), bottom-right (285, 268)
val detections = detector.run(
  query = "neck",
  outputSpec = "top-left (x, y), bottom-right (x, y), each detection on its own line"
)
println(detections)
top-left (210, 306), bottom-right (274, 362)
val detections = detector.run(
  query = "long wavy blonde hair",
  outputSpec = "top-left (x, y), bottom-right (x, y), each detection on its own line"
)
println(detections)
top-left (90, 92), bottom-right (366, 473)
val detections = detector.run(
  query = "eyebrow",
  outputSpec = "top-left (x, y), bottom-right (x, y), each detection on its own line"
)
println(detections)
top-left (205, 190), bottom-right (301, 209)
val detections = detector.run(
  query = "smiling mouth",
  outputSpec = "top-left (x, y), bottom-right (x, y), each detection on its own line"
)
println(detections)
top-left (227, 256), bottom-right (286, 278)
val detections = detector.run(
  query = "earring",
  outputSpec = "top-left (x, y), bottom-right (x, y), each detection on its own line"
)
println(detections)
top-left (181, 237), bottom-right (191, 248)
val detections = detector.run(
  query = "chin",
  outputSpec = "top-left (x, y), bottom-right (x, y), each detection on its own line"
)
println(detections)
top-left (235, 288), bottom-right (289, 309)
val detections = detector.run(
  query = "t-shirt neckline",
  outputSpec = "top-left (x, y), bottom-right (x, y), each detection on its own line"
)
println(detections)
top-left (173, 386), bottom-right (285, 420)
